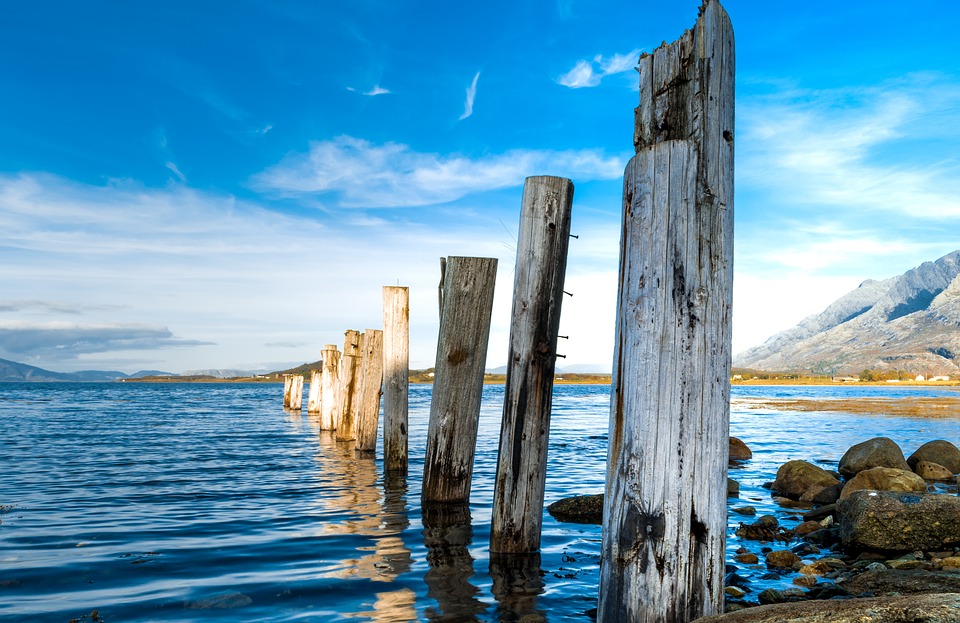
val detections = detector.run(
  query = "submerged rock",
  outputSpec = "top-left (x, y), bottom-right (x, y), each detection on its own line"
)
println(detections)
top-left (546, 494), bottom-right (603, 524)
top-left (838, 490), bottom-right (960, 551)
top-left (838, 437), bottom-right (910, 480)
top-left (693, 593), bottom-right (960, 622)
top-left (729, 437), bottom-right (753, 462)
top-left (908, 440), bottom-right (960, 474)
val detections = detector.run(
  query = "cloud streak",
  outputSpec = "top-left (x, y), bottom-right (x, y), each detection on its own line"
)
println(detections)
top-left (557, 50), bottom-right (640, 88)
top-left (0, 321), bottom-right (213, 360)
top-left (459, 72), bottom-right (480, 120)
top-left (251, 136), bottom-right (626, 207)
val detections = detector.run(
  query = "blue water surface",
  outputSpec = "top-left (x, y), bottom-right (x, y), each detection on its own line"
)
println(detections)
top-left (1, 382), bottom-right (959, 622)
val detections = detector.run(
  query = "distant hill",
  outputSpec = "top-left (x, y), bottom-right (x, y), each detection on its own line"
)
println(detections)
top-left (0, 358), bottom-right (175, 382)
top-left (734, 250), bottom-right (960, 375)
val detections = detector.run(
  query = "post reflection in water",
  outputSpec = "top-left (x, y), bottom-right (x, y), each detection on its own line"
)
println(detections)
top-left (421, 503), bottom-right (487, 622)
top-left (311, 430), bottom-right (416, 622)
top-left (489, 554), bottom-right (546, 623)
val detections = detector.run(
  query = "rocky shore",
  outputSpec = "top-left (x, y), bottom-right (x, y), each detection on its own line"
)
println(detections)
top-left (549, 436), bottom-right (960, 622)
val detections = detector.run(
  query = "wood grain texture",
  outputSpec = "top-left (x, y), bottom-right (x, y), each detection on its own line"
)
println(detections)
top-left (355, 329), bottom-right (384, 454)
top-left (320, 344), bottom-right (341, 430)
top-left (490, 176), bottom-right (574, 554)
top-left (383, 286), bottom-right (410, 473)
top-left (422, 256), bottom-right (498, 504)
top-left (288, 374), bottom-right (304, 411)
top-left (600, 2), bottom-right (734, 622)
top-left (307, 369), bottom-right (321, 414)
top-left (336, 330), bottom-right (363, 441)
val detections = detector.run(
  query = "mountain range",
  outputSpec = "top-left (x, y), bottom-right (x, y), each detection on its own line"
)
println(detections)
top-left (0, 358), bottom-right (173, 382)
top-left (734, 249), bottom-right (960, 375)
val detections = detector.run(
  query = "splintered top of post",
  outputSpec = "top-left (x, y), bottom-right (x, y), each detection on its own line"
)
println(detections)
top-left (633, 0), bottom-right (734, 152)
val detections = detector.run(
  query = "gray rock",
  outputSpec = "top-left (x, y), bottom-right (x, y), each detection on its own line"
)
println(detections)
top-left (693, 593), bottom-right (960, 623)
top-left (838, 490), bottom-right (960, 551)
top-left (838, 437), bottom-right (910, 480)
top-left (909, 440), bottom-right (960, 474)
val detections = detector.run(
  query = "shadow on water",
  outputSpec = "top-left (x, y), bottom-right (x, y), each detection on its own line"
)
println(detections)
top-left (422, 503), bottom-right (487, 622)
top-left (489, 554), bottom-right (546, 623)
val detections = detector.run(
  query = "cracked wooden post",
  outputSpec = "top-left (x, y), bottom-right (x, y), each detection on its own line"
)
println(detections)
top-left (307, 369), bottom-right (322, 415)
top-left (355, 329), bottom-right (384, 454)
top-left (598, 2), bottom-right (734, 622)
top-left (422, 256), bottom-right (498, 504)
top-left (288, 374), bottom-right (304, 411)
top-left (320, 344), bottom-right (341, 430)
top-left (490, 176), bottom-right (574, 555)
top-left (383, 286), bottom-right (410, 473)
top-left (336, 330), bottom-right (363, 441)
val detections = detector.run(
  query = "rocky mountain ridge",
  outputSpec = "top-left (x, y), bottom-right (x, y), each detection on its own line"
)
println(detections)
top-left (734, 250), bottom-right (960, 375)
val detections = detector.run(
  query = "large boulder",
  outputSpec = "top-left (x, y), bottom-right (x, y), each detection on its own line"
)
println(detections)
top-left (692, 594), bottom-right (960, 623)
top-left (839, 466), bottom-right (927, 500)
top-left (838, 490), bottom-right (960, 551)
top-left (908, 440), bottom-right (960, 474)
top-left (729, 437), bottom-right (753, 462)
top-left (838, 437), bottom-right (910, 480)
top-left (840, 569), bottom-right (960, 596)
top-left (772, 460), bottom-right (840, 500)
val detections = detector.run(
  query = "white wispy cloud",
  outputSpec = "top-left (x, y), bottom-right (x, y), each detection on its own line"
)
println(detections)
top-left (251, 136), bottom-right (626, 207)
top-left (348, 85), bottom-right (391, 96)
top-left (739, 74), bottom-right (960, 219)
top-left (557, 50), bottom-right (641, 88)
top-left (165, 161), bottom-right (187, 183)
top-left (459, 72), bottom-right (481, 121)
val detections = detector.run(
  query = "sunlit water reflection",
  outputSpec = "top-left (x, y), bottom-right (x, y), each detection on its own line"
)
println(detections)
top-left (2, 382), bottom-right (959, 621)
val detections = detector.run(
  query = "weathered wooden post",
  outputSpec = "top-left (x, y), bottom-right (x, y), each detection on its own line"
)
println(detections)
top-left (307, 369), bottom-right (322, 414)
top-left (288, 374), bottom-right (304, 411)
top-left (598, 2), bottom-right (734, 622)
top-left (383, 286), bottom-right (410, 473)
top-left (355, 329), bottom-right (384, 454)
top-left (490, 176), bottom-right (574, 555)
top-left (336, 330), bottom-right (363, 441)
top-left (320, 344), bottom-right (341, 431)
top-left (422, 256), bottom-right (498, 504)
top-left (282, 374), bottom-right (292, 408)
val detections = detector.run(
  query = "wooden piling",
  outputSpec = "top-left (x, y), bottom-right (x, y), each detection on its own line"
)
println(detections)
top-left (307, 369), bottom-right (322, 414)
top-left (490, 176), bottom-right (574, 555)
top-left (288, 374), bottom-right (304, 411)
top-left (336, 330), bottom-right (363, 441)
top-left (320, 344), bottom-right (341, 431)
top-left (422, 256), bottom-right (498, 505)
top-left (598, 2), bottom-right (734, 622)
top-left (355, 329), bottom-right (384, 454)
top-left (282, 375), bottom-right (292, 408)
top-left (383, 286), bottom-right (410, 473)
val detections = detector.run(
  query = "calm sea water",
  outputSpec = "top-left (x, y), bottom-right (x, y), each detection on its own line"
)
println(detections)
top-left (2, 382), bottom-right (960, 622)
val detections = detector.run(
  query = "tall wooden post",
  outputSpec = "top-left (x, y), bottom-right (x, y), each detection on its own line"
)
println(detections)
top-left (320, 344), bottom-right (341, 431)
top-left (307, 369), bottom-right (322, 414)
top-left (355, 329), bottom-right (384, 454)
top-left (422, 256), bottom-right (498, 504)
top-left (282, 374), bottom-right (292, 408)
top-left (490, 176), bottom-right (574, 554)
top-left (599, 2), bottom-right (734, 622)
top-left (383, 286), bottom-right (410, 473)
top-left (337, 330), bottom-right (363, 441)
top-left (288, 374), bottom-right (304, 411)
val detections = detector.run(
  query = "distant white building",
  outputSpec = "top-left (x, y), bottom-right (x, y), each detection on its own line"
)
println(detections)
top-left (931, 375), bottom-right (951, 382)
top-left (916, 374), bottom-right (926, 381)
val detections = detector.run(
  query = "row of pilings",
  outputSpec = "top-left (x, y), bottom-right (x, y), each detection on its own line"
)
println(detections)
top-left (279, 2), bottom-right (734, 618)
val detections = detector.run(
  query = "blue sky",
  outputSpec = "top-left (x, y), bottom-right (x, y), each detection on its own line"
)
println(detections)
top-left (1, 0), bottom-right (958, 374)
